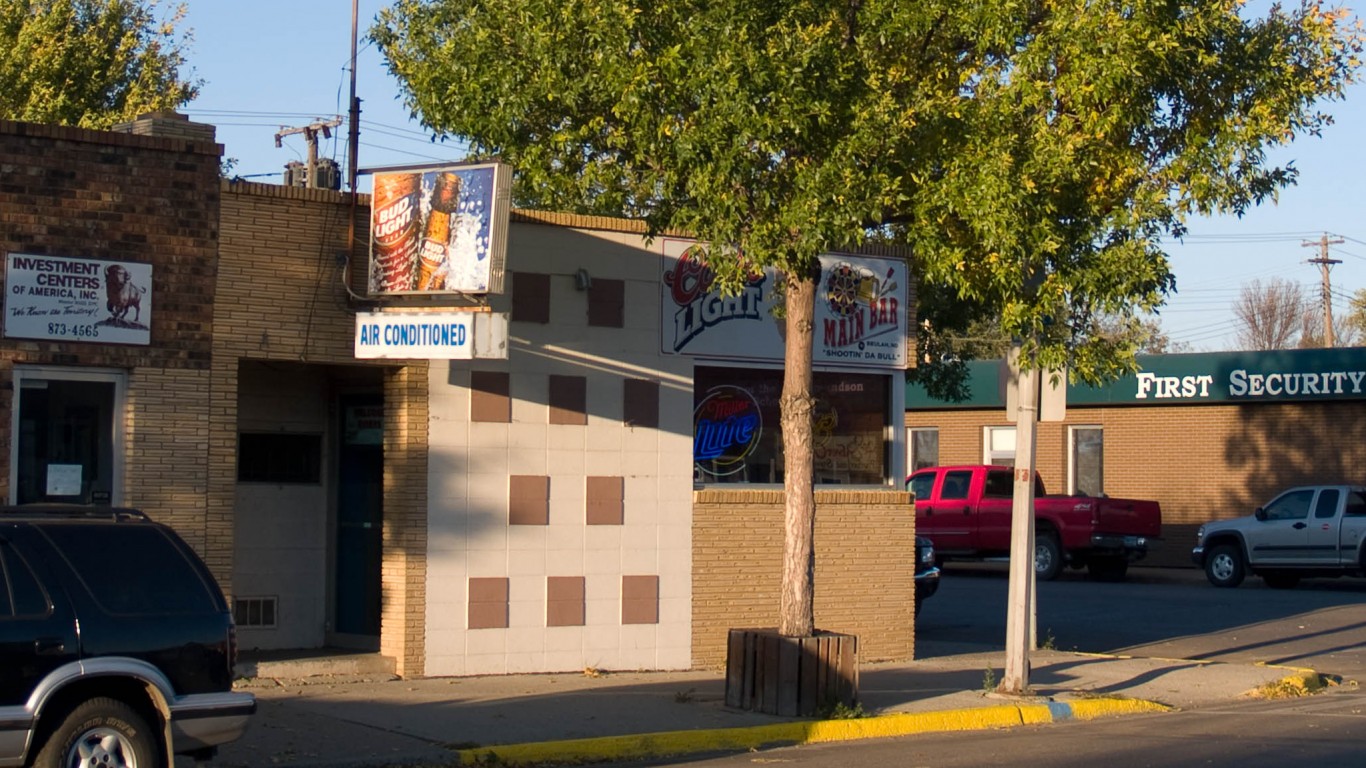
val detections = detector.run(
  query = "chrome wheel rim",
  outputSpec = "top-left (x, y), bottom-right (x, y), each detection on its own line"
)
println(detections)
top-left (1034, 542), bottom-right (1054, 573)
top-left (1210, 554), bottom-right (1235, 582)
top-left (70, 728), bottom-right (138, 768)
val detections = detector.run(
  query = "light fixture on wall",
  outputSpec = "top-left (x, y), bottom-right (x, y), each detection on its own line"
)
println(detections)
top-left (574, 268), bottom-right (592, 291)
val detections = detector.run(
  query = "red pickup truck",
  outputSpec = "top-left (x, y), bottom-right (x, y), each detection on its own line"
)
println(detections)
top-left (907, 465), bottom-right (1162, 581)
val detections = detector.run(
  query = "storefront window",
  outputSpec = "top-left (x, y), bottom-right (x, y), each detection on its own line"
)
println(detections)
top-left (11, 367), bottom-right (124, 505)
top-left (693, 366), bottom-right (890, 485)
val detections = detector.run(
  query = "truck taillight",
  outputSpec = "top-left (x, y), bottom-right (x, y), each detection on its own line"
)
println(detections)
top-left (229, 622), bottom-right (239, 668)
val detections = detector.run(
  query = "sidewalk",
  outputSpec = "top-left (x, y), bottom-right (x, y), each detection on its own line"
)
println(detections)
top-left (210, 649), bottom-right (1328, 768)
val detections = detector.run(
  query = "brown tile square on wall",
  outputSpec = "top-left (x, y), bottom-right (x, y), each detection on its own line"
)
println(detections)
top-left (623, 379), bottom-right (659, 428)
top-left (468, 577), bottom-right (509, 629)
top-left (586, 476), bottom-right (624, 525)
top-left (587, 278), bottom-right (625, 328)
top-left (546, 576), bottom-right (586, 627)
top-left (509, 475), bottom-right (550, 525)
top-left (512, 271), bottom-right (551, 324)
top-left (471, 370), bottom-right (511, 423)
top-left (621, 574), bottom-right (659, 625)
top-left (549, 375), bottom-right (587, 425)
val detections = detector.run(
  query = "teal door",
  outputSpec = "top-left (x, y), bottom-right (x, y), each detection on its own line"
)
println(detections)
top-left (334, 396), bottom-right (384, 641)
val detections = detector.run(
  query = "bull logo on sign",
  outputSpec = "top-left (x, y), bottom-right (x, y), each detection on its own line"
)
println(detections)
top-left (104, 264), bottom-right (146, 327)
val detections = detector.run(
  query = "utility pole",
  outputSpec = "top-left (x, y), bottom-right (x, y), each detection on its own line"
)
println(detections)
top-left (275, 117), bottom-right (343, 188)
top-left (1303, 234), bottom-right (1344, 348)
top-left (1002, 345), bottom-right (1038, 695)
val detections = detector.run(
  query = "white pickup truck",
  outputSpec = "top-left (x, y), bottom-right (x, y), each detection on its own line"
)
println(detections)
top-left (1192, 484), bottom-right (1366, 588)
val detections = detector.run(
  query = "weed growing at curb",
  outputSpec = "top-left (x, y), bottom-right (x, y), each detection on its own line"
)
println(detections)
top-left (817, 700), bottom-right (867, 719)
top-left (982, 667), bottom-right (997, 691)
top-left (674, 688), bottom-right (696, 703)
top-left (1252, 674), bottom-right (1330, 700)
top-left (1040, 629), bottom-right (1056, 650)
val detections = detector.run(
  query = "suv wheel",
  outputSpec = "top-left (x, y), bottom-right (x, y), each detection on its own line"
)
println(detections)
top-left (35, 698), bottom-right (156, 768)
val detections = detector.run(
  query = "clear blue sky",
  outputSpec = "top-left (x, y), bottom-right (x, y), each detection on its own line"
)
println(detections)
top-left (178, 0), bottom-right (1364, 352)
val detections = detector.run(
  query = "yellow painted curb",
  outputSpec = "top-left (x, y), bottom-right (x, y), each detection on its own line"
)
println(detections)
top-left (454, 698), bottom-right (1171, 766)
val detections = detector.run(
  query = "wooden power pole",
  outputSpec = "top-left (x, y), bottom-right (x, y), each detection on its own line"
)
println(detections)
top-left (275, 117), bottom-right (343, 188)
top-left (1303, 234), bottom-right (1344, 348)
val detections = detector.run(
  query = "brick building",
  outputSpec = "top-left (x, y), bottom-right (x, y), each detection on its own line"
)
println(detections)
top-left (2, 114), bottom-right (919, 677)
top-left (904, 349), bottom-right (1366, 567)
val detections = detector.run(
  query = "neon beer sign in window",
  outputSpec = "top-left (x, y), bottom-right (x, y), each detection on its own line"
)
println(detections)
top-left (694, 386), bottom-right (763, 479)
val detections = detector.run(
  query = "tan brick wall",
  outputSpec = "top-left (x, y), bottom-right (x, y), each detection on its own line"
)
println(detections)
top-left (0, 118), bottom-right (220, 555)
top-left (381, 364), bottom-right (429, 677)
top-left (127, 366), bottom-right (213, 551)
top-left (692, 489), bottom-right (916, 669)
top-left (906, 400), bottom-right (1366, 567)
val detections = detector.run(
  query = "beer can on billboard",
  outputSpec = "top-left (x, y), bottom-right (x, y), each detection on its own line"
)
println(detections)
top-left (370, 171), bottom-right (421, 293)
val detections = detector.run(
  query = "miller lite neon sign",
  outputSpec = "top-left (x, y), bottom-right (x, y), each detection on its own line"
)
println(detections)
top-left (693, 385), bottom-right (763, 478)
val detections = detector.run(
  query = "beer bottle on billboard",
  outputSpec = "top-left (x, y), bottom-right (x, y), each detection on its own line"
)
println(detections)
top-left (417, 172), bottom-right (462, 291)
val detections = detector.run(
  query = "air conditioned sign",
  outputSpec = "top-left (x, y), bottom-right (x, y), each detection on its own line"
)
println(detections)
top-left (354, 311), bottom-right (508, 360)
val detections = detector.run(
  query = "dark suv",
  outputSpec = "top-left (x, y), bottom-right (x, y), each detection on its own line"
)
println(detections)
top-left (0, 506), bottom-right (255, 768)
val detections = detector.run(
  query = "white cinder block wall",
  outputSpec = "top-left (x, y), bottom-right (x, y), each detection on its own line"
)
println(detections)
top-left (425, 222), bottom-right (695, 676)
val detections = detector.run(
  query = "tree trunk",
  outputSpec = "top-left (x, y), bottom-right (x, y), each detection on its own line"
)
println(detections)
top-left (778, 270), bottom-right (817, 638)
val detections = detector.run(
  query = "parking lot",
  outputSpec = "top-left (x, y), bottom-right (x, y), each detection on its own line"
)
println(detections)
top-left (918, 563), bottom-right (1366, 681)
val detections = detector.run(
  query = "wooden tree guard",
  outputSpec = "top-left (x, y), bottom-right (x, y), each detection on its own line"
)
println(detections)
top-left (724, 628), bottom-right (858, 717)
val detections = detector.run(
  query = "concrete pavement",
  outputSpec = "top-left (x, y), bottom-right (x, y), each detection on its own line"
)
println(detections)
top-left (210, 647), bottom-right (1339, 768)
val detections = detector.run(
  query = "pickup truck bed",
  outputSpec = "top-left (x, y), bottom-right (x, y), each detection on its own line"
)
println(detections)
top-left (908, 465), bottom-right (1162, 581)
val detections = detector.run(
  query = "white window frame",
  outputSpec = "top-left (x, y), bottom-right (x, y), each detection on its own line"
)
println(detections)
top-left (984, 425), bottom-right (1016, 466)
top-left (9, 365), bottom-right (128, 505)
top-left (906, 427), bottom-right (939, 478)
top-left (1068, 424), bottom-right (1104, 496)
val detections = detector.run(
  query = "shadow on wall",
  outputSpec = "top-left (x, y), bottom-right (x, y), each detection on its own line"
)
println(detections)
top-left (1224, 400), bottom-right (1366, 513)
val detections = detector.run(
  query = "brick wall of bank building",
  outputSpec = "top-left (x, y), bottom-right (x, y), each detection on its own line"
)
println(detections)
top-left (905, 401), bottom-right (1366, 568)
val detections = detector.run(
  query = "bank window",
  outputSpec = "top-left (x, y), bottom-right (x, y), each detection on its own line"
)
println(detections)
top-left (11, 367), bottom-right (124, 506)
top-left (1070, 426), bottom-right (1104, 497)
top-left (907, 428), bottom-right (938, 477)
top-left (984, 427), bottom-right (1015, 466)
top-left (693, 366), bottom-right (891, 486)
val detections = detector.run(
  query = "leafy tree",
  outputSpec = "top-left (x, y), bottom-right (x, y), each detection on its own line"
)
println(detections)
top-left (0, 0), bottom-right (197, 129)
top-left (373, 0), bottom-right (1359, 637)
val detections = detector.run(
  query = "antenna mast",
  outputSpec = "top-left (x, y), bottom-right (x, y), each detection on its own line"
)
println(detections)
top-left (347, 0), bottom-right (361, 194)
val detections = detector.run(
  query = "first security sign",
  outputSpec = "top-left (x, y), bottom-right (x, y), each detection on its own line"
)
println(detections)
top-left (355, 311), bottom-right (479, 359)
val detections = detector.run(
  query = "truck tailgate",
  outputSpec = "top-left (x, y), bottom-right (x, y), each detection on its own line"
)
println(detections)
top-left (1094, 499), bottom-right (1162, 538)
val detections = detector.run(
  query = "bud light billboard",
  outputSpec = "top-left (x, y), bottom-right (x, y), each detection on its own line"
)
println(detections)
top-left (367, 161), bottom-right (511, 295)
